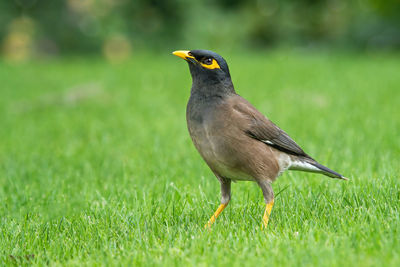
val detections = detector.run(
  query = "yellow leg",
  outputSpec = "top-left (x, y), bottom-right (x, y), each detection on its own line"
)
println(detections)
top-left (204, 203), bottom-right (228, 228)
top-left (262, 199), bottom-right (274, 229)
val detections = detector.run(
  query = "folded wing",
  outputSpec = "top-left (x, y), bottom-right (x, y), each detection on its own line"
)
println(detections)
top-left (230, 95), bottom-right (347, 179)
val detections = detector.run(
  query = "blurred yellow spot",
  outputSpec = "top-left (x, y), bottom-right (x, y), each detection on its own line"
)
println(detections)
top-left (2, 17), bottom-right (35, 62)
top-left (3, 32), bottom-right (32, 62)
top-left (102, 35), bottom-right (132, 63)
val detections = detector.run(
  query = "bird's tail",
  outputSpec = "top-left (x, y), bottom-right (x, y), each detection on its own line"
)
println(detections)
top-left (308, 160), bottom-right (348, 180)
top-left (289, 157), bottom-right (348, 180)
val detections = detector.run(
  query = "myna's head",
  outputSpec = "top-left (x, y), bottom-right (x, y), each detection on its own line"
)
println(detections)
top-left (173, 50), bottom-right (232, 85)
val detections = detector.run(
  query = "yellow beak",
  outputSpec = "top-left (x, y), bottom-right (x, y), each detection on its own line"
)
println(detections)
top-left (172, 50), bottom-right (195, 60)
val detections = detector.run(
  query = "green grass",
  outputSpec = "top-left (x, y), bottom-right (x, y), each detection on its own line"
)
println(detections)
top-left (0, 49), bottom-right (399, 266)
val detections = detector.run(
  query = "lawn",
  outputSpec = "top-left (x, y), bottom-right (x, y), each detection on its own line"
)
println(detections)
top-left (0, 49), bottom-right (399, 266)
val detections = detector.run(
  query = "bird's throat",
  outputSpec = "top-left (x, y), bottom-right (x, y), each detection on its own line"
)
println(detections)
top-left (190, 78), bottom-right (236, 100)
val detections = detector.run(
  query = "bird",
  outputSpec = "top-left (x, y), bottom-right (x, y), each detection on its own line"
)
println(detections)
top-left (172, 49), bottom-right (348, 229)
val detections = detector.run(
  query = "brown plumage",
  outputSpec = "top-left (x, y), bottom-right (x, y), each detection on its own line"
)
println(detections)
top-left (173, 49), bottom-right (347, 229)
top-left (188, 95), bottom-right (282, 184)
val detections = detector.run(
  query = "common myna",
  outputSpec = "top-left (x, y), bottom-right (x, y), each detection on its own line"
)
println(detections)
top-left (173, 50), bottom-right (347, 229)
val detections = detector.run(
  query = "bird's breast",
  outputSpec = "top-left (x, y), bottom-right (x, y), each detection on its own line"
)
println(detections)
top-left (186, 102), bottom-right (254, 181)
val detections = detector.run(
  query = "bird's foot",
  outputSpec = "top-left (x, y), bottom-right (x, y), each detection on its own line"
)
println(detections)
top-left (261, 199), bottom-right (274, 230)
top-left (204, 203), bottom-right (227, 229)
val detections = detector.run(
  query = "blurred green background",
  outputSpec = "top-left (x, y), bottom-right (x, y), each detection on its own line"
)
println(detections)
top-left (1, 0), bottom-right (400, 62)
top-left (1, 1), bottom-right (400, 266)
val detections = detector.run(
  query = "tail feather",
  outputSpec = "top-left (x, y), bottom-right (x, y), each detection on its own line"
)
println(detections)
top-left (289, 157), bottom-right (348, 180)
top-left (308, 161), bottom-right (348, 180)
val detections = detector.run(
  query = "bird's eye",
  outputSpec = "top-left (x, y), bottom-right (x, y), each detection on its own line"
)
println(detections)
top-left (203, 58), bottom-right (213, 65)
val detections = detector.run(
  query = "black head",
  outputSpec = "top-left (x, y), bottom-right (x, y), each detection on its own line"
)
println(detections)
top-left (173, 49), bottom-right (232, 84)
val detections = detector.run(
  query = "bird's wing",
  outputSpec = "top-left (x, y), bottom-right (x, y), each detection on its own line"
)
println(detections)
top-left (231, 95), bottom-right (309, 158)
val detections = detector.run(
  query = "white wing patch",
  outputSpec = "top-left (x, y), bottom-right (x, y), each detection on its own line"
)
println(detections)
top-left (262, 140), bottom-right (274, 145)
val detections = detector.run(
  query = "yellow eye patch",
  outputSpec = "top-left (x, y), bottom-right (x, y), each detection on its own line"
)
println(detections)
top-left (200, 59), bottom-right (220, 70)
